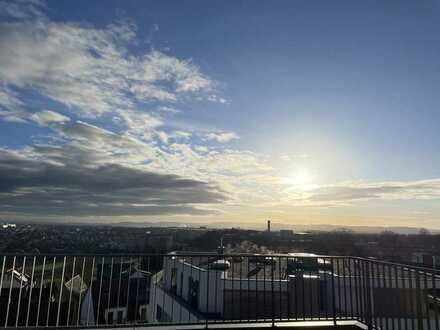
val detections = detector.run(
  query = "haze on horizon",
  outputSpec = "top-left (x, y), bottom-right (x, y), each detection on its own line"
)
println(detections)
top-left (1, 0), bottom-right (440, 229)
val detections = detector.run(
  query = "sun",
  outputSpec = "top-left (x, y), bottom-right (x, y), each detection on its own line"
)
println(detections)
top-left (283, 169), bottom-right (316, 190)
top-left (291, 170), bottom-right (312, 185)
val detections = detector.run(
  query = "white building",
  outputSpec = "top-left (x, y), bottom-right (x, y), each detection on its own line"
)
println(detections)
top-left (148, 253), bottom-right (440, 329)
top-left (148, 253), bottom-right (334, 324)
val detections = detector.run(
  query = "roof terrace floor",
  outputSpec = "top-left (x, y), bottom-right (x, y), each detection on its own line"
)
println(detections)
top-left (80, 320), bottom-right (367, 330)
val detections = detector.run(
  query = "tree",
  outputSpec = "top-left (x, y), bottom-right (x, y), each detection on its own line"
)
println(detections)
top-left (419, 228), bottom-right (431, 236)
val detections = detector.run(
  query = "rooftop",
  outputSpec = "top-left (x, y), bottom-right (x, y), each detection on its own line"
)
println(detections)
top-left (0, 253), bottom-right (439, 329)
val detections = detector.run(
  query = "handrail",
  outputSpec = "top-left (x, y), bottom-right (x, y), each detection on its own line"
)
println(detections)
top-left (0, 253), bottom-right (439, 329)
top-left (0, 253), bottom-right (438, 272)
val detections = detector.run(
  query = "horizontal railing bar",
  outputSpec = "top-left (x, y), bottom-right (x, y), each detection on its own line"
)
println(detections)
top-left (0, 252), bottom-right (347, 257)
top-left (1, 253), bottom-right (438, 273)
top-left (353, 256), bottom-right (440, 274)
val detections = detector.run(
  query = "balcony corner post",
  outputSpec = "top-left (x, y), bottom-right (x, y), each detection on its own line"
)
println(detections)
top-left (365, 261), bottom-right (373, 330)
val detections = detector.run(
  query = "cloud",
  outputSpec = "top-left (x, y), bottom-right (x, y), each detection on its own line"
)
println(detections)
top-left (0, 146), bottom-right (225, 217)
top-left (53, 120), bottom-right (276, 209)
top-left (0, 0), bottom-right (45, 20)
top-left (171, 131), bottom-right (192, 140)
top-left (0, 1), bottom-right (289, 220)
top-left (115, 110), bottom-right (162, 140)
top-left (0, 5), bottom-right (222, 131)
top-left (0, 86), bottom-right (26, 122)
top-left (138, 51), bottom-right (213, 94)
top-left (47, 120), bottom-right (161, 167)
top-left (31, 110), bottom-right (70, 126)
top-left (156, 106), bottom-right (180, 114)
top-left (305, 179), bottom-right (440, 204)
top-left (280, 154), bottom-right (309, 161)
top-left (206, 131), bottom-right (240, 143)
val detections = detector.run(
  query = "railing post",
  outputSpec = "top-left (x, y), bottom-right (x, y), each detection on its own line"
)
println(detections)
top-left (205, 258), bottom-right (210, 329)
top-left (415, 271), bottom-right (424, 330)
top-left (432, 271), bottom-right (439, 329)
top-left (331, 258), bottom-right (337, 326)
top-left (271, 257), bottom-right (275, 328)
top-left (364, 260), bottom-right (373, 330)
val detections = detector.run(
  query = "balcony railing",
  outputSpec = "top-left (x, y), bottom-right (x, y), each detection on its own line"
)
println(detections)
top-left (0, 253), bottom-right (439, 329)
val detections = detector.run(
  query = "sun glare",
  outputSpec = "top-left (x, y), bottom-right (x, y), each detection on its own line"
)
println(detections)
top-left (283, 169), bottom-right (316, 190)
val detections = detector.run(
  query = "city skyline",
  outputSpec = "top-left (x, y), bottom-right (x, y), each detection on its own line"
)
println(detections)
top-left (1, 0), bottom-right (440, 229)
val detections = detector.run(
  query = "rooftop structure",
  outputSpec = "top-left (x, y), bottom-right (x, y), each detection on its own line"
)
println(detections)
top-left (0, 253), bottom-right (439, 329)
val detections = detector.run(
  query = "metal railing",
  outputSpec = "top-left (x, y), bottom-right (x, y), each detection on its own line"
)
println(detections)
top-left (0, 253), bottom-right (439, 329)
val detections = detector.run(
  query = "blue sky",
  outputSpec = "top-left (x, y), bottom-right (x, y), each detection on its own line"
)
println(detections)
top-left (1, 0), bottom-right (440, 229)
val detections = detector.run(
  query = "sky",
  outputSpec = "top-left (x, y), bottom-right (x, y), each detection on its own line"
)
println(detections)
top-left (1, 0), bottom-right (440, 229)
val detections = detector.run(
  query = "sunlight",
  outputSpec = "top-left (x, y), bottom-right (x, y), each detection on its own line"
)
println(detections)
top-left (283, 169), bottom-right (317, 190)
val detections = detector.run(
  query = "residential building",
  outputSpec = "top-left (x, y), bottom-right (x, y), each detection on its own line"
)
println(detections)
top-left (80, 268), bottom-right (150, 325)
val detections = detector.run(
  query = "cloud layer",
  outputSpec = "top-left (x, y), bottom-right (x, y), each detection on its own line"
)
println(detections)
top-left (0, 1), bottom-right (237, 219)
top-left (0, 2), bottom-right (219, 130)
top-left (307, 180), bottom-right (440, 203)
top-left (0, 145), bottom-right (224, 216)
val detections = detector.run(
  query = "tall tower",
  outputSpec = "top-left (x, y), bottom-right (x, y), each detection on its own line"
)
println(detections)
top-left (217, 236), bottom-right (225, 254)
top-left (267, 220), bottom-right (271, 233)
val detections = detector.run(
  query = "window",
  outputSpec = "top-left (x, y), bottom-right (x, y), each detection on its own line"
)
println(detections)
top-left (106, 307), bottom-right (126, 324)
top-left (428, 292), bottom-right (440, 310)
top-left (117, 311), bottom-right (123, 324)
top-left (180, 272), bottom-right (184, 297)
top-left (319, 280), bottom-right (326, 311)
top-left (139, 304), bottom-right (147, 320)
top-left (156, 305), bottom-right (171, 322)
top-left (171, 267), bottom-right (177, 294)
top-left (188, 277), bottom-right (199, 308)
top-left (107, 311), bottom-right (114, 324)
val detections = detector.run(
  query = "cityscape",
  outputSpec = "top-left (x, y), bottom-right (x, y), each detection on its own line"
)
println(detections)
top-left (2, 0), bottom-right (440, 329)
top-left (1, 221), bottom-right (440, 329)
top-left (1, 221), bottom-right (440, 265)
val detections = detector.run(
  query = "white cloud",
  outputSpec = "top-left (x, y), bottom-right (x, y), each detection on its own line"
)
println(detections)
top-left (171, 131), bottom-right (192, 140)
top-left (156, 131), bottom-right (169, 143)
top-left (31, 110), bottom-right (70, 126)
top-left (0, 86), bottom-right (22, 110)
top-left (206, 131), bottom-right (240, 143)
top-left (0, 86), bottom-right (26, 122)
top-left (280, 154), bottom-right (309, 161)
top-left (116, 110), bottom-right (162, 139)
top-left (0, 7), bottom-right (223, 134)
top-left (0, 0), bottom-right (45, 20)
top-left (307, 179), bottom-right (440, 203)
top-left (156, 106), bottom-right (180, 114)
top-left (0, 1), bottom-right (295, 220)
top-left (137, 51), bottom-right (214, 94)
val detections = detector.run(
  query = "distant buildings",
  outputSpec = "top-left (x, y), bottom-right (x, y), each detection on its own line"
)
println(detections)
top-left (1, 223), bottom-right (16, 229)
top-left (145, 233), bottom-right (174, 251)
top-left (279, 229), bottom-right (294, 239)
top-left (412, 252), bottom-right (440, 268)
